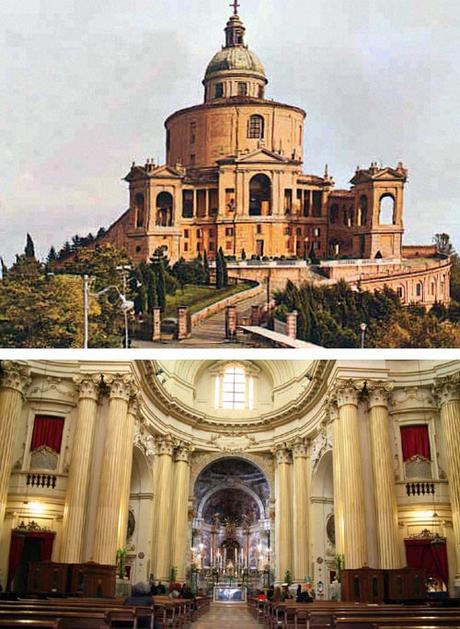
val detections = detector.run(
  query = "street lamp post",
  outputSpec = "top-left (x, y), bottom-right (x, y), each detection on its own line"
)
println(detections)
top-left (360, 322), bottom-right (368, 349)
top-left (83, 276), bottom-right (134, 349)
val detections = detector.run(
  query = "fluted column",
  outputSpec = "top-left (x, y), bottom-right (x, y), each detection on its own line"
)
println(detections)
top-left (334, 380), bottom-right (368, 569)
top-left (151, 435), bottom-right (175, 581)
top-left (367, 383), bottom-right (401, 568)
top-left (93, 374), bottom-right (133, 565)
top-left (328, 400), bottom-right (345, 555)
top-left (275, 446), bottom-right (293, 582)
top-left (117, 395), bottom-right (139, 549)
top-left (60, 375), bottom-right (100, 563)
top-left (0, 362), bottom-right (31, 527)
top-left (292, 438), bottom-right (310, 581)
top-left (435, 374), bottom-right (460, 583)
top-left (170, 444), bottom-right (192, 582)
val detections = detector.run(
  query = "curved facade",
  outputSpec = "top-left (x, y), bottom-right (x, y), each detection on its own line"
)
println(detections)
top-left (1, 359), bottom-right (460, 597)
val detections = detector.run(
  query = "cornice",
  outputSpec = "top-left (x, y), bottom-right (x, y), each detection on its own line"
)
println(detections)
top-left (139, 360), bottom-right (334, 433)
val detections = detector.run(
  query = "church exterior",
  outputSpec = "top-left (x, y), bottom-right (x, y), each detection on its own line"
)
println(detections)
top-left (96, 6), bottom-right (451, 307)
top-left (1, 359), bottom-right (459, 598)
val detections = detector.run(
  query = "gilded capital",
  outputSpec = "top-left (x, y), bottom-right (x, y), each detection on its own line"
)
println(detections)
top-left (434, 373), bottom-right (460, 407)
top-left (105, 374), bottom-right (135, 402)
top-left (367, 381), bottom-right (393, 409)
top-left (1, 361), bottom-right (31, 395)
top-left (332, 379), bottom-right (361, 408)
top-left (274, 446), bottom-right (291, 465)
top-left (156, 434), bottom-right (175, 457)
top-left (74, 374), bottom-right (101, 401)
top-left (292, 438), bottom-right (308, 459)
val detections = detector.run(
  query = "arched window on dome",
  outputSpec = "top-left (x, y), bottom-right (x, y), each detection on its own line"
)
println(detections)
top-left (213, 363), bottom-right (255, 411)
top-left (238, 82), bottom-right (248, 97)
top-left (248, 115), bottom-right (265, 139)
top-left (215, 83), bottom-right (224, 99)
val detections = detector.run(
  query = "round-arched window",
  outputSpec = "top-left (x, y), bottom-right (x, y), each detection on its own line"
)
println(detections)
top-left (247, 115), bottom-right (265, 139)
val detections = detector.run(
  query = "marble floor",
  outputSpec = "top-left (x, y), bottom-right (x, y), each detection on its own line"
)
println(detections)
top-left (192, 603), bottom-right (260, 628)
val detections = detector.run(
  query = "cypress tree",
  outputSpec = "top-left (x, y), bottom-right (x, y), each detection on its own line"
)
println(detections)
top-left (47, 246), bottom-right (57, 264)
top-left (147, 268), bottom-right (158, 311)
top-left (0, 257), bottom-right (8, 279)
top-left (157, 261), bottom-right (166, 310)
top-left (25, 233), bottom-right (36, 258)
top-left (222, 250), bottom-right (228, 287)
top-left (203, 250), bottom-right (210, 285)
top-left (216, 249), bottom-right (223, 289)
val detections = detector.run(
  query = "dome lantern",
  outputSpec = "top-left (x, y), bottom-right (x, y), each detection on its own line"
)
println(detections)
top-left (203, 4), bottom-right (268, 102)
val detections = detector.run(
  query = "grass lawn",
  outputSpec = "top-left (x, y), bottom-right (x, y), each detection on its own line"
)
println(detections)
top-left (164, 283), bottom-right (253, 318)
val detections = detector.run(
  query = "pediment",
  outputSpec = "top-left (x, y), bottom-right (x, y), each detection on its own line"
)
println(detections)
top-left (350, 167), bottom-right (407, 185)
top-left (235, 148), bottom-right (289, 164)
top-left (124, 164), bottom-right (184, 182)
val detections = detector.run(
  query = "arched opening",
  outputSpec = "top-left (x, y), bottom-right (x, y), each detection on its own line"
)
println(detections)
top-left (379, 194), bottom-right (396, 225)
top-left (397, 285), bottom-right (405, 302)
top-left (156, 192), bottom-right (174, 227)
top-left (358, 195), bottom-right (368, 226)
top-left (416, 282), bottom-right (424, 300)
top-left (194, 457), bottom-right (270, 581)
top-left (249, 174), bottom-right (271, 216)
top-left (135, 193), bottom-right (145, 228)
top-left (128, 447), bottom-right (154, 583)
top-left (247, 115), bottom-right (265, 140)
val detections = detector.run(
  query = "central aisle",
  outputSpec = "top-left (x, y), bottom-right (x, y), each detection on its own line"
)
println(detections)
top-left (192, 603), bottom-right (260, 628)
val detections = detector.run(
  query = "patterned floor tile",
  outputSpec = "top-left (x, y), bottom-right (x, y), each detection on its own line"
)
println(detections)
top-left (192, 603), bottom-right (259, 628)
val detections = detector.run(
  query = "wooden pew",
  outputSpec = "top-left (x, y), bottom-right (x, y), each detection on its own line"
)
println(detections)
top-left (0, 622), bottom-right (64, 629)
top-left (336, 616), bottom-right (460, 629)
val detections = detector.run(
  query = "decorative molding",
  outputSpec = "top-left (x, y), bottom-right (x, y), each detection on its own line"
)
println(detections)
top-left (208, 431), bottom-right (256, 453)
top-left (141, 360), bottom-right (334, 432)
top-left (133, 421), bottom-right (156, 465)
top-left (311, 428), bottom-right (332, 472)
top-left (28, 376), bottom-right (75, 403)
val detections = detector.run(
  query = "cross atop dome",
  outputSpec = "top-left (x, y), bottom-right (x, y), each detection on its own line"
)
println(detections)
top-left (230, 0), bottom-right (240, 15)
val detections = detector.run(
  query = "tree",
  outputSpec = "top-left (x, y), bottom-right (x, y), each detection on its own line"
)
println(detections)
top-left (25, 234), bottom-right (36, 258)
top-left (47, 246), bottom-right (57, 264)
top-left (0, 257), bottom-right (8, 279)
top-left (203, 250), bottom-right (210, 285)
top-left (241, 248), bottom-right (247, 261)
top-left (222, 251), bottom-right (229, 287)
top-left (157, 260), bottom-right (166, 310)
top-left (216, 248), bottom-right (224, 289)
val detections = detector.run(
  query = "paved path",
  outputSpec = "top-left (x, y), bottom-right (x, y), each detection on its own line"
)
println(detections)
top-left (192, 603), bottom-right (259, 628)
top-left (134, 291), bottom-right (266, 348)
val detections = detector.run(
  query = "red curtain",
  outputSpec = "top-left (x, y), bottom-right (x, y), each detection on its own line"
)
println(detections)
top-left (400, 425), bottom-right (431, 461)
top-left (7, 531), bottom-right (55, 590)
top-left (405, 539), bottom-right (449, 588)
top-left (31, 416), bottom-right (65, 453)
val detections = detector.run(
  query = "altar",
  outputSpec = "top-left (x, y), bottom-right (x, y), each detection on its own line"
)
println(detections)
top-left (213, 585), bottom-right (247, 603)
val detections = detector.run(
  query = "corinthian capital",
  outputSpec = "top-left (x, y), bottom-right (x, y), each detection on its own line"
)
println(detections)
top-left (274, 445), bottom-right (291, 465)
top-left (434, 373), bottom-right (460, 407)
top-left (1, 361), bottom-right (31, 395)
top-left (156, 434), bottom-right (174, 457)
top-left (104, 374), bottom-right (135, 402)
top-left (331, 379), bottom-right (361, 408)
top-left (74, 374), bottom-right (101, 401)
top-left (367, 381), bottom-right (394, 409)
top-left (291, 438), bottom-right (308, 459)
top-left (174, 443), bottom-right (192, 464)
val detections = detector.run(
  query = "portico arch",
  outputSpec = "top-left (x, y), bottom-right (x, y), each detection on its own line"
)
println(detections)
top-left (249, 174), bottom-right (272, 216)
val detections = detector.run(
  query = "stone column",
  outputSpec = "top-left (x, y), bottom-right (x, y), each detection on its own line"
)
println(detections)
top-left (435, 374), bottom-right (460, 586)
top-left (0, 362), bottom-right (31, 527)
top-left (60, 374), bottom-right (100, 563)
top-left (151, 435), bottom-right (175, 581)
top-left (275, 446), bottom-right (293, 582)
top-left (334, 380), bottom-right (368, 569)
top-left (328, 400), bottom-right (344, 555)
top-left (367, 383), bottom-right (401, 569)
top-left (292, 438), bottom-right (309, 581)
top-left (93, 374), bottom-right (133, 565)
top-left (170, 444), bottom-right (191, 582)
top-left (286, 311), bottom-right (298, 340)
top-left (117, 395), bottom-right (139, 549)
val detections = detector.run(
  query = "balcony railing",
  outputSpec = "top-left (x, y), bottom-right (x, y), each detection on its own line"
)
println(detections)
top-left (26, 473), bottom-right (57, 489)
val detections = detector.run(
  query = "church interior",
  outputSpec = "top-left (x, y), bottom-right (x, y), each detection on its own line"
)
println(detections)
top-left (0, 358), bottom-right (459, 627)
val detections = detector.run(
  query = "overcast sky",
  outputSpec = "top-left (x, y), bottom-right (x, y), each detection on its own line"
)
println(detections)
top-left (1, 0), bottom-right (459, 265)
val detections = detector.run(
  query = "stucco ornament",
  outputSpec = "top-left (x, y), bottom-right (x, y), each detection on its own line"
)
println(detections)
top-left (209, 431), bottom-right (256, 453)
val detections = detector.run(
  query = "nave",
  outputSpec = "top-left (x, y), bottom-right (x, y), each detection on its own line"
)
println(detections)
top-left (192, 603), bottom-right (259, 629)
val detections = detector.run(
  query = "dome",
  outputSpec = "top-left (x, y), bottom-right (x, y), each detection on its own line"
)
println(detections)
top-left (205, 46), bottom-right (267, 81)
